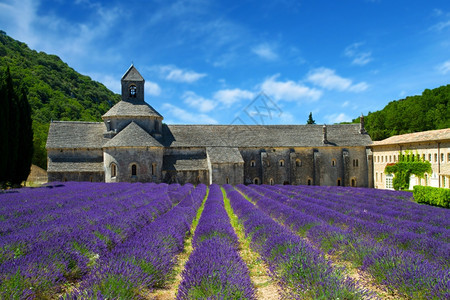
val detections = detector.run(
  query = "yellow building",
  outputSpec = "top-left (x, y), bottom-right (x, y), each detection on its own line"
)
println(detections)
top-left (372, 128), bottom-right (450, 189)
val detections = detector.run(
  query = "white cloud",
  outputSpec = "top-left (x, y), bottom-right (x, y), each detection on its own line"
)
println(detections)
top-left (213, 89), bottom-right (254, 107)
top-left (344, 43), bottom-right (373, 66)
top-left (306, 68), bottom-right (369, 92)
top-left (145, 81), bottom-right (162, 96)
top-left (159, 65), bottom-right (207, 83)
top-left (162, 103), bottom-right (218, 124)
top-left (261, 74), bottom-right (322, 102)
top-left (437, 60), bottom-right (450, 74)
top-left (431, 20), bottom-right (450, 31)
top-left (252, 43), bottom-right (278, 61)
top-left (182, 91), bottom-right (217, 113)
top-left (342, 101), bottom-right (350, 107)
top-left (325, 113), bottom-right (351, 124)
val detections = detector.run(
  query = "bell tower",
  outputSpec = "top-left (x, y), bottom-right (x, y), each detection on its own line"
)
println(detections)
top-left (121, 64), bottom-right (145, 102)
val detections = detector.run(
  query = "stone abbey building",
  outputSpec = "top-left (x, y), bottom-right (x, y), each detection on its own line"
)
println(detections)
top-left (46, 65), bottom-right (374, 187)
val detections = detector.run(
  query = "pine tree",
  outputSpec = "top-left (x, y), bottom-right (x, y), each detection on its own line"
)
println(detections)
top-left (306, 112), bottom-right (316, 124)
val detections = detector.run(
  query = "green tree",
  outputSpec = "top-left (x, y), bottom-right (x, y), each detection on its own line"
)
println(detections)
top-left (306, 112), bottom-right (316, 124)
top-left (0, 67), bottom-right (33, 187)
top-left (0, 68), bottom-right (9, 184)
top-left (14, 87), bottom-right (33, 184)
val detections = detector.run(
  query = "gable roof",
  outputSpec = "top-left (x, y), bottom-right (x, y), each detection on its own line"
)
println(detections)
top-left (103, 122), bottom-right (162, 148)
top-left (48, 161), bottom-right (104, 173)
top-left (162, 124), bottom-right (372, 148)
top-left (372, 128), bottom-right (450, 146)
top-left (163, 154), bottom-right (209, 171)
top-left (207, 147), bottom-right (244, 163)
top-left (122, 64), bottom-right (144, 82)
top-left (102, 99), bottom-right (163, 118)
top-left (46, 121), bottom-right (107, 149)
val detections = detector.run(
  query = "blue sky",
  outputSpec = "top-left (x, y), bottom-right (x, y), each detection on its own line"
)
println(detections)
top-left (1, 0), bottom-right (449, 125)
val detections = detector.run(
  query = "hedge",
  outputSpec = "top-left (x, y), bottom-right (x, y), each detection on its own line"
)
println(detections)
top-left (413, 186), bottom-right (449, 208)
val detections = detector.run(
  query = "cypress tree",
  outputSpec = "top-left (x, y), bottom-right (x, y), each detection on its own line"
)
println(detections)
top-left (14, 87), bottom-right (33, 184)
top-left (5, 67), bottom-right (19, 185)
top-left (306, 112), bottom-right (316, 124)
top-left (0, 67), bottom-right (33, 187)
top-left (0, 68), bottom-right (9, 185)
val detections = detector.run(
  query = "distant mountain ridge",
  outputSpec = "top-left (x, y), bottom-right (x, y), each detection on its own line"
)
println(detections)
top-left (0, 31), bottom-right (120, 169)
top-left (352, 85), bottom-right (450, 141)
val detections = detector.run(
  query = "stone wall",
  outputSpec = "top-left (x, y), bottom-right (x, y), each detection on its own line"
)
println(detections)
top-left (211, 163), bottom-right (244, 185)
top-left (162, 170), bottom-right (209, 185)
top-left (48, 171), bottom-right (104, 182)
top-left (103, 147), bottom-right (163, 183)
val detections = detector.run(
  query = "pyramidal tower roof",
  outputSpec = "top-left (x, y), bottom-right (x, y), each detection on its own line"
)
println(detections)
top-left (102, 65), bottom-right (163, 119)
top-left (122, 64), bottom-right (144, 82)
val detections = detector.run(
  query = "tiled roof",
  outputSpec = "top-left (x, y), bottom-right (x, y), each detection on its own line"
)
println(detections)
top-left (46, 121), bottom-right (107, 149)
top-left (162, 124), bottom-right (371, 148)
top-left (102, 100), bottom-right (163, 118)
top-left (163, 154), bottom-right (209, 171)
top-left (372, 128), bottom-right (450, 146)
top-left (47, 161), bottom-right (104, 172)
top-left (103, 122), bottom-right (162, 148)
top-left (207, 147), bottom-right (244, 163)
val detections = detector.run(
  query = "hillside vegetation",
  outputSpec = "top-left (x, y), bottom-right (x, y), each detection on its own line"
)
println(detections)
top-left (353, 85), bottom-right (450, 140)
top-left (0, 31), bottom-right (120, 169)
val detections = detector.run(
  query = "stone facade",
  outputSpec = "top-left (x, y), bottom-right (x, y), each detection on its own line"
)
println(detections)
top-left (46, 65), bottom-right (374, 187)
top-left (372, 128), bottom-right (450, 189)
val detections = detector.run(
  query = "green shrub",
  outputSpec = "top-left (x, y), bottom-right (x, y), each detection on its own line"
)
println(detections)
top-left (413, 186), bottom-right (449, 208)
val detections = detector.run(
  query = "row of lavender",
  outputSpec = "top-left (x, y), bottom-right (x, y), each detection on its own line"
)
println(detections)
top-left (0, 182), bottom-right (195, 299)
top-left (239, 184), bottom-right (449, 299)
top-left (69, 183), bottom-right (207, 299)
top-left (177, 184), bottom-right (255, 299)
top-left (224, 185), bottom-right (371, 299)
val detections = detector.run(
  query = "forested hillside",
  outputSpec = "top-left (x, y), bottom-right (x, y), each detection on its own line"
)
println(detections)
top-left (0, 31), bottom-right (120, 169)
top-left (354, 85), bottom-right (450, 140)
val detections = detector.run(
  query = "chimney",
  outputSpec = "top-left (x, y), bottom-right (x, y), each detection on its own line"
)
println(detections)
top-left (323, 124), bottom-right (328, 144)
top-left (359, 114), bottom-right (366, 134)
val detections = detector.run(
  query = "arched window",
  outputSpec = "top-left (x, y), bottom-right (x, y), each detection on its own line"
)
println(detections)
top-left (295, 159), bottom-right (301, 167)
top-left (351, 178), bottom-right (356, 187)
top-left (226, 177), bottom-right (230, 184)
top-left (131, 164), bottom-right (137, 176)
top-left (307, 178), bottom-right (312, 186)
top-left (279, 160), bottom-right (285, 167)
top-left (151, 163), bottom-right (157, 176)
top-left (250, 160), bottom-right (256, 167)
top-left (331, 159), bottom-right (336, 167)
top-left (129, 85), bottom-right (137, 98)
top-left (111, 163), bottom-right (117, 177)
top-left (269, 178), bottom-right (274, 185)
top-left (253, 177), bottom-right (259, 185)
top-left (337, 178), bottom-right (341, 186)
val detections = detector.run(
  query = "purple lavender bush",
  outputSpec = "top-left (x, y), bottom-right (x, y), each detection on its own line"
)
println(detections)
top-left (177, 184), bottom-right (255, 300)
top-left (225, 185), bottom-right (371, 300)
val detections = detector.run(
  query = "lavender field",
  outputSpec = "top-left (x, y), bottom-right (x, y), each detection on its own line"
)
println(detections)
top-left (0, 182), bottom-right (448, 299)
